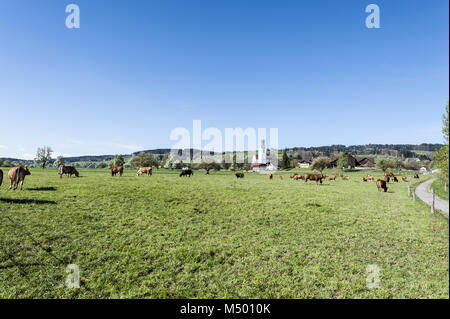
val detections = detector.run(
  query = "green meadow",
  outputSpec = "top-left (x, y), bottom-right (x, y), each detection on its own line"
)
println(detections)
top-left (0, 168), bottom-right (448, 298)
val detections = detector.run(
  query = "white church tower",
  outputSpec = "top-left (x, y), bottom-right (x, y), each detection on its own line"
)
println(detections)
top-left (258, 139), bottom-right (267, 164)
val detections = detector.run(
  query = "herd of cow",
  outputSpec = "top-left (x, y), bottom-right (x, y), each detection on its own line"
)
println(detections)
top-left (0, 164), bottom-right (419, 193)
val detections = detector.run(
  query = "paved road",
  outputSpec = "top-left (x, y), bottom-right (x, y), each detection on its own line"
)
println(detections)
top-left (415, 178), bottom-right (449, 219)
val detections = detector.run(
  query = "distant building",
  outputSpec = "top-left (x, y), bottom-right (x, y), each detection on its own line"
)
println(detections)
top-left (251, 139), bottom-right (277, 172)
top-left (297, 159), bottom-right (312, 168)
top-left (329, 153), bottom-right (375, 169)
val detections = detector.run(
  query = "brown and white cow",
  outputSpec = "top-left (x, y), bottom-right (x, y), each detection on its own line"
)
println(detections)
top-left (8, 166), bottom-right (31, 190)
top-left (111, 166), bottom-right (124, 177)
top-left (137, 167), bottom-right (152, 176)
top-left (384, 171), bottom-right (395, 178)
top-left (402, 176), bottom-right (408, 182)
top-left (268, 173), bottom-right (273, 180)
top-left (328, 174), bottom-right (337, 181)
top-left (366, 175), bottom-right (375, 181)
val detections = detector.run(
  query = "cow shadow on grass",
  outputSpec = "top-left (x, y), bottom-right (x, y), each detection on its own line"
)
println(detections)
top-left (0, 198), bottom-right (57, 205)
top-left (27, 187), bottom-right (57, 191)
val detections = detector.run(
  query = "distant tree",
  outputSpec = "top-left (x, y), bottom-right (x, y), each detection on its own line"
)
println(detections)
top-left (377, 158), bottom-right (391, 172)
top-left (53, 156), bottom-right (65, 167)
top-left (130, 152), bottom-right (159, 168)
top-left (221, 157), bottom-right (231, 170)
top-left (337, 153), bottom-right (350, 171)
top-left (113, 154), bottom-right (125, 167)
top-left (391, 157), bottom-right (403, 174)
top-left (281, 151), bottom-right (290, 169)
top-left (3, 160), bottom-right (11, 167)
top-left (34, 146), bottom-right (53, 169)
top-left (98, 162), bottom-right (108, 169)
top-left (311, 156), bottom-right (331, 174)
top-left (0, 159), bottom-right (3, 167)
top-left (435, 102), bottom-right (449, 183)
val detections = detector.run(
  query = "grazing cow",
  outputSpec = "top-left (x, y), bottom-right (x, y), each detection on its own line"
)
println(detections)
top-left (328, 174), bottom-right (337, 181)
top-left (376, 179), bottom-right (388, 192)
top-left (8, 166), bottom-right (31, 190)
top-left (362, 177), bottom-right (367, 182)
top-left (366, 175), bottom-right (375, 181)
top-left (278, 176), bottom-right (283, 180)
top-left (393, 176), bottom-right (399, 182)
top-left (291, 174), bottom-right (304, 180)
top-left (413, 173), bottom-right (419, 179)
top-left (384, 176), bottom-right (390, 183)
top-left (111, 166), bottom-right (124, 177)
top-left (402, 176), bottom-right (408, 182)
top-left (58, 165), bottom-right (79, 178)
top-left (268, 173), bottom-right (273, 180)
top-left (235, 173), bottom-right (244, 179)
top-left (342, 176), bottom-right (349, 180)
top-left (384, 171), bottom-right (395, 178)
top-left (0, 169), bottom-right (2, 187)
top-left (137, 167), bottom-right (152, 176)
top-left (304, 173), bottom-right (325, 184)
top-left (179, 168), bottom-right (194, 177)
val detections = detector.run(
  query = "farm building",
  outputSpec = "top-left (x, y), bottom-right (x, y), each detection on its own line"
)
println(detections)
top-left (297, 159), bottom-right (312, 168)
top-left (329, 153), bottom-right (375, 169)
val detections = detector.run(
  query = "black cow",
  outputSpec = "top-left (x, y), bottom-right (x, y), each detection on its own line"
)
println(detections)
top-left (0, 169), bottom-right (3, 187)
top-left (235, 173), bottom-right (244, 179)
top-left (180, 168), bottom-right (194, 177)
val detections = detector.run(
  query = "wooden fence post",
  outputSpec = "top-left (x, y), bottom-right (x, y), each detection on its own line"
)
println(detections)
top-left (431, 189), bottom-right (435, 214)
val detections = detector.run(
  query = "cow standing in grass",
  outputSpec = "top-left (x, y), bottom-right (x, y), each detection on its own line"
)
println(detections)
top-left (376, 179), bottom-right (388, 192)
top-left (0, 169), bottom-right (3, 187)
top-left (137, 167), bottom-right (152, 176)
top-left (180, 168), bottom-right (194, 177)
top-left (235, 173), bottom-right (244, 179)
top-left (8, 166), bottom-right (31, 190)
top-left (111, 166), bottom-right (124, 177)
top-left (58, 165), bottom-right (79, 178)
top-left (402, 176), bottom-right (408, 182)
top-left (304, 173), bottom-right (325, 184)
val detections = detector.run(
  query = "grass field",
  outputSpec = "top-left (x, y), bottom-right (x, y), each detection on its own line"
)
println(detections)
top-left (432, 180), bottom-right (450, 200)
top-left (0, 168), bottom-right (448, 298)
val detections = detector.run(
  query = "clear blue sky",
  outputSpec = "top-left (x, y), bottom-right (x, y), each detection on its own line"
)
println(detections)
top-left (0, 0), bottom-right (448, 159)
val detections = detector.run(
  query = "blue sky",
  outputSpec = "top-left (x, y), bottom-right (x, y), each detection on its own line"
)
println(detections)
top-left (0, 0), bottom-right (448, 159)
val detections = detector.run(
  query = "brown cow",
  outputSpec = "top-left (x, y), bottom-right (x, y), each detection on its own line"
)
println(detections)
top-left (111, 166), bottom-right (124, 177)
top-left (366, 175), bottom-right (375, 181)
top-left (58, 165), bottom-right (79, 178)
top-left (0, 169), bottom-right (3, 187)
top-left (293, 174), bottom-right (305, 180)
top-left (413, 173), bottom-right (419, 179)
top-left (402, 176), bottom-right (408, 182)
top-left (268, 173), bottom-right (273, 180)
top-left (137, 167), bottom-right (152, 176)
top-left (328, 174), bottom-right (337, 181)
top-left (342, 176), bottom-right (349, 180)
top-left (384, 176), bottom-right (390, 183)
top-left (8, 166), bottom-right (31, 190)
top-left (384, 171), bottom-right (395, 178)
top-left (376, 179), bottom-right (388, 192)
top-left (304, 173), bottom-right (325, 184)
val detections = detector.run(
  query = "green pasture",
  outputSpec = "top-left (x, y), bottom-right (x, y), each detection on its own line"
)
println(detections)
top-left (0, 167), bottom-right (448, 298)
